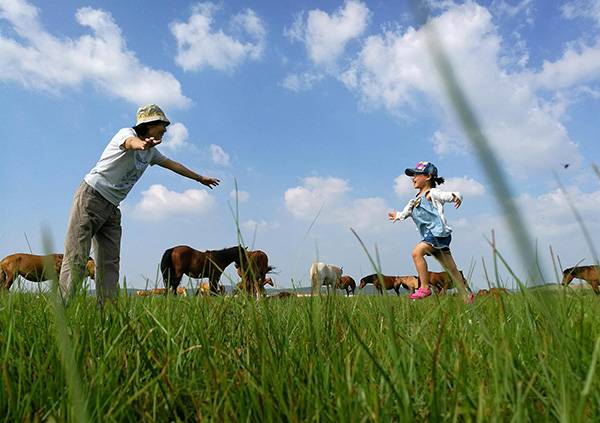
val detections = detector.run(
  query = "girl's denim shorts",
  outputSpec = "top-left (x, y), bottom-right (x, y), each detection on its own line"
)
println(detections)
top-left (422, 231), bottom-right (452, 253)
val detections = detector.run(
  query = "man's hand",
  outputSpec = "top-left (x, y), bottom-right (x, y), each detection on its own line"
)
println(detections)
top-left (140, 137), bottom-right (162, 150)
top-left (197, 176), bottom-right (220, 189)
top-left (123, 136), bottom-right (162, 150)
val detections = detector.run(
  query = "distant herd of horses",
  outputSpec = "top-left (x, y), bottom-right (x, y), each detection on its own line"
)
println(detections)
top-left (0, 246), bottom-right (599, 297)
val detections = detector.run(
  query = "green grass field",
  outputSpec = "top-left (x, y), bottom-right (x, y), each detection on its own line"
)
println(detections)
top-left (1, 290), bottom-right (599, 422)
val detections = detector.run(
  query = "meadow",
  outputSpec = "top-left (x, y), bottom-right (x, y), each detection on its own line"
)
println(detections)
top-left (1, 288), bottom-right (599, 422)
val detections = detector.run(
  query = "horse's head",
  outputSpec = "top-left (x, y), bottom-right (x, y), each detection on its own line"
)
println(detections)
top-left (561, 269), bottom-right (575, 286)
top-left (358, 276), bottom-right (369, 289)
top-left (86, 257), bottom-right (96, 280)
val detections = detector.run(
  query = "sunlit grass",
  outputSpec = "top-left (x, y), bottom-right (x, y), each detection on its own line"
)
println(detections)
top-left (1, 291), bottom-right (599, 421)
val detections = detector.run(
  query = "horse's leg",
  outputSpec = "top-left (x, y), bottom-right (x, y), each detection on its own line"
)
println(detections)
top-left (394, 286), bottom-right (400, 296)
top-left (590, 280), bottom-right (600, 295)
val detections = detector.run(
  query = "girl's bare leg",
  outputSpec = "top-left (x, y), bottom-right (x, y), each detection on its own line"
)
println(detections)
top-left (412, 242), bottom-right (435, 290)
top-left (434, 250), bottom-right (469, 298)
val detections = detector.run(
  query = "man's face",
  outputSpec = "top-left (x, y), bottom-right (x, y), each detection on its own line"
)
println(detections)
top-left (146, 121), bottom-right (168, 140)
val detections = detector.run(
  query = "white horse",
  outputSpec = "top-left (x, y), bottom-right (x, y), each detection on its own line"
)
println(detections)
top-left (309, 262), bottom-right (342, 295)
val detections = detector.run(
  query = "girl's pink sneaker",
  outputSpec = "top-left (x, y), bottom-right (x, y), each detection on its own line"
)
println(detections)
top-left (409, 287), bottom-right (432, 300)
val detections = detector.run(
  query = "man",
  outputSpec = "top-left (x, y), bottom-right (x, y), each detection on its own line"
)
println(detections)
top-left (59, 104), bottom-right (219, 303)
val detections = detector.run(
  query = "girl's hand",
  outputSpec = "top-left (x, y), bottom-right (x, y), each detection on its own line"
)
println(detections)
top-left (388, 210), bottom-right (398, 221)
top-left (452, 194), bottom-right (462, 208)
top-left (197, 176), bottom-right (220, 189)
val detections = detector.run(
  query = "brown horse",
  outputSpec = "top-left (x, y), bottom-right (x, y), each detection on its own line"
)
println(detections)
top-left (0, 253), bottom-right (95, 290)
top-left (428, 271), bottom-right (469, 294)
top-left (336, 275), bottom-right (356, 296)
top-left (160, 245), bottom-right (246, 295)
top-left (561, 265), bottom-right (600, 294)
top-left (359, 274), bottom-right (419, 295)
top-left (235, 250), bottom-right (274, 297)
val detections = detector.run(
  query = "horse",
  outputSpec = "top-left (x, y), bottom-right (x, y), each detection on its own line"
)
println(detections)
top-left (428, 271), bottom-right (469, 294)
top-left (235, 250), bottom-right (274, 297)
top-left (197, 281), bottom-right (226, 296)
top-left (0, 253), bottom-right (95, 290)
top-left (160, 245), bottom-right (246, 295)
top-left (136, 287), bottom-right (187, 297)
top-left (561, 265), bottom-right (600, 294)
top-left (235, 276), bottom-right (274, 296)
top-left (477, 287), bottom-right (509, 297)
top-left (309, 262), bottom-right (342, 295)
top-left (358, 274), bottom-right (419, 295)
top-left (336, 275), bottom-right (356, 296)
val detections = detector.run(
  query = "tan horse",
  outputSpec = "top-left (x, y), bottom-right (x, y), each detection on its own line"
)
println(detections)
top-left (561, 265), bottom-right (600, 294)
top-left (197, 281), bottom-right (226, 296)
top-left (136, 287), bottom-right (187, 297)
top-left (0, 253), bottom-right (95, 290)
top-left (358, 274), bottom-right (419, 295)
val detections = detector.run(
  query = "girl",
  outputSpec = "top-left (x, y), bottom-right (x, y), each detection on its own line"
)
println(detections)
top-left (388, 161), bottom-right (471, 301)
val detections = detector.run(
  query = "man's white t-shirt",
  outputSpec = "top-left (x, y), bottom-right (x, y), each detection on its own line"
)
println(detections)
top-left (84, 128), bottom-right (168, 205)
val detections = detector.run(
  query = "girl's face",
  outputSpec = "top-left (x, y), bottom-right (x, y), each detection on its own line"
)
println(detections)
top-left (412, 174), bottom-right (431, 190)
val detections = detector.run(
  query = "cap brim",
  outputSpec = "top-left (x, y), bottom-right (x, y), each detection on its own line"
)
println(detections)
top-left (405, 169), bottom-right (418, 176)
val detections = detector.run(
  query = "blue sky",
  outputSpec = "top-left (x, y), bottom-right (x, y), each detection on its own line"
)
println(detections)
top-left (1, 0), bottom-right (599, 291)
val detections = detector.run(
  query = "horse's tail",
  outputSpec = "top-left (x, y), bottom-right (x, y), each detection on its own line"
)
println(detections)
top-left (310, 263), bottom-right (318, 290)
top-left (160, 248), bottom-right (175, 288)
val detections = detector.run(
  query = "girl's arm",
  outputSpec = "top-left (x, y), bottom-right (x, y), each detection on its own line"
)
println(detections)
top-left (157, 158), bottom-right (220, 189)
top-left (389, 199), bottom-right (416, 222)
top-left (429, 189), bottom-right (462, 208)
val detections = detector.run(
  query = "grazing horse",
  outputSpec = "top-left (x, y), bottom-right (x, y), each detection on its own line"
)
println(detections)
top-left (428, 271), bottom-right (469, 294)
top-left (336, 275), bottom-right (356, 296)
top-left (310, 262), bottom-right (342, 295)
top-left (136, 287), bottom-right (187, 297)
top-left (196, 281), bottom-right (226, 296)
top-left (160, 246), bottom-right (246, 295)
top-left (235, 250), bottom-right (274, 297)
top-left (0, 253), bottom-right (95, 290)
top-left (358, 274), bottom-right (419, 295)
top-left (235, 276), bottom-right (274, 296)
top-left (561, 265), bottom-right (600, 294)
top-left (477, 287), bottom-right (509, 297)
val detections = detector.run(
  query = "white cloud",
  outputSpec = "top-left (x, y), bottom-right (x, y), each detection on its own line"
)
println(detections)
top-left (442, 177), bottom-right (485, 196)
top-left (230, 189), bottom-right (250, 203)
top-left (394, 174), bottom-right (484, 197)
top-left (534, 41), bottom-right (600, 90)
top-left (562, 0), bottom-right (600, 26)
top-left (281, 71), bottom-right (324, 92)
top-left (432, 130), bottom-right (465, 155)
top-left (518, 187), bottom-right (600, 236)
top-left (161, 122), bottom-right (190, 151)
top-left (284, 176), bottom-right (389, 231)
top-left (0, 0), bottom-right (189, 107)
top-left (341, 2), bottom-right (581, 174)
top-left (171, 3), bottom-right (266, 72)
top-left (394, 175), bottom-right (414, 197)
top-left (210, 144), bottom-right (230, 166)
top-left (287, 0), bottom-right (370, 68)
top-left (132, 184), bottom-right (215, 220)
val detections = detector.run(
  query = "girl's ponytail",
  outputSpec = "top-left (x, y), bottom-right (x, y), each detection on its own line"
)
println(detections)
top-left (431, 176), bottom-right (445, 187)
